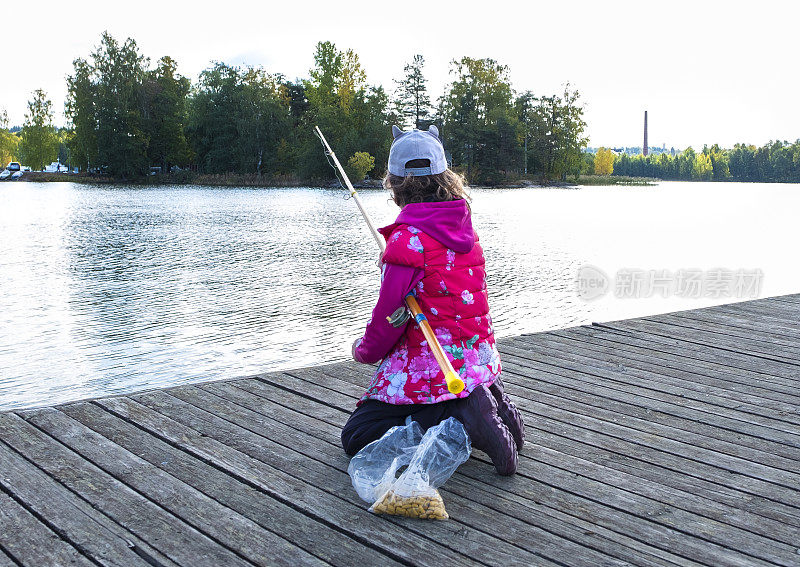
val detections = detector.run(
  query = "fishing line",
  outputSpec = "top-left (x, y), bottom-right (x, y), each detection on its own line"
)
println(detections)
top-left (315, 129), bottom-right (352, 200)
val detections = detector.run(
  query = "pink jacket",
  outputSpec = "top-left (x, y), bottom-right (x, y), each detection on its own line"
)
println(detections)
top-left (354, 199), bottom-right (501, 405)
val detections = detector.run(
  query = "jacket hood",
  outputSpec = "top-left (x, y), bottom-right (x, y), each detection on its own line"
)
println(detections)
top-left (379, 199), bottom-right (475, 253)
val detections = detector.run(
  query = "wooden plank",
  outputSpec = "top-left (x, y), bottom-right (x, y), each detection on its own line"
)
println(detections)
top-left (228, 373), bottom-right (789, 567)
top-left (200, 381), bottom-right (713, 567)
top-left (516, 413), bottom-right (800, 528)
top-left (23, 407), bottom-right (330, 567)
top-left (714, 301), bottom-right (800, 327)
top-left (576, 323), bottom-right (800, 383)
top-left (497, 348), bottom-right (800, 458)
top-left (642, 313), bottom-right (800, 355)
top-left (0, 437), bottom-right (177, 567)
top-left (668, 308), bottom-right (800, 341)
top-left (96, 394), bottom-right (511, 567)
top-left (0, 492), bottom-right (94, 567)
top-left (0, 549), bottom-right (16, 567)
top-left (545, 326), bottom-right (800, 396)
top-left (505, 334), bottom-right (800, 427)
top-left (501, 368), bottom-right (800, 488)
top-left (515, 327), bottom-right (800, 397)
top-left (500, 337), bottom-right (800, 442)
top-left (59, 400), bottom-right (405, 567)
top-left (597, 318), bottom-right (800, 366)
top-left (0, 413), bottom-right (253, 567)
top-left (713, 306), bottom-right (800, 335)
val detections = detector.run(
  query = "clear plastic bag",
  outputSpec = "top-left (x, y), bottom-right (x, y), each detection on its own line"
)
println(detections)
top-left (347, 417), bottom-right (471, 520)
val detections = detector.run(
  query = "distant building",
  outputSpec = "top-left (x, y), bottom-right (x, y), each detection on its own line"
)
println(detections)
top-left (643, 110), bottom-right (649, 156)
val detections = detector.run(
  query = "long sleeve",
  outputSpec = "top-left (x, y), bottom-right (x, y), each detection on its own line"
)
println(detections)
top-left (353, 262), bottom-right (424, 364)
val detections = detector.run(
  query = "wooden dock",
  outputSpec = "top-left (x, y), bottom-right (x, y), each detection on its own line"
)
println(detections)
top-left (1, 295), bottom-right (799, 567)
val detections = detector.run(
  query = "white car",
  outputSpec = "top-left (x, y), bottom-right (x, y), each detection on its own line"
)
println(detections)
top-left (0, 169), bottom-right (10, 180)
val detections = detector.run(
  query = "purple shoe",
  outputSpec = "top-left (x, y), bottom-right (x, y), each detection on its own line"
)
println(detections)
top-left (455, 385), bottom-right (518, 476)
top-left (489, 378), bottom-right (525, 451)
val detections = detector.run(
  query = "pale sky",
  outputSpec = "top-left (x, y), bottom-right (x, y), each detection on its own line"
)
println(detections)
top-left (2, 0), bottom-right (798, 150)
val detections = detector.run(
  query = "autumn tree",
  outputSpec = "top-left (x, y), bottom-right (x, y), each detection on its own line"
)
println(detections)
top-left (18, 89), bottom-right (59, 170)
top-left (594, 147), bottom-right (614, 175)
top-left (0, 108), bottom-right (20, 165)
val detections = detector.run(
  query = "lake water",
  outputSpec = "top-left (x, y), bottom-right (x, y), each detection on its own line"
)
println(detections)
top-left (1, 181), bottom-right (798, 410)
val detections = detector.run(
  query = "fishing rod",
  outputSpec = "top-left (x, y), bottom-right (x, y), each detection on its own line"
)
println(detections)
top-left (315, 126), bottom-right (465, 395)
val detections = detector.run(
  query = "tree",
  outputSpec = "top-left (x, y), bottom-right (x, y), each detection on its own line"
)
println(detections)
top-left (692, 151), bottom-right (713, 180)
top-left (394, 55), bottom-right (432, 129)
top-left (18, 89), bottom-right (59, 170)
top-left (545, 85), bottom-right (588, 181)
top-left (346, 151), bottom-right (374, 181)
top-left (338, 49), bottom-right (366, 115)
top-left (235, 67), bottom-right (291, 175)
top-left (440, 57), bottom-right (521, 184)
top-left (594, 147), bottom-right (614, 175)
top-left (299, 41), bottom-right (393, 180)
top-left (65, 57), bottom-right (97, 171)
top-left (0, 108), bottom-right (20, 165)
top-left (92, 32), bottom-right (149, 178)
top-left (143, 56), bottom-right (192, 172)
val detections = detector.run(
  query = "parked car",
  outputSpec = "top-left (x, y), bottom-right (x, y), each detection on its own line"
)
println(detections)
top-left (0, 169), bottom-right (10, 180)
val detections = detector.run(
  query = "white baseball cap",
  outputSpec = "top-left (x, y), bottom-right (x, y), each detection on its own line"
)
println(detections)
top-left (388, 125), bottom-right (447, 177)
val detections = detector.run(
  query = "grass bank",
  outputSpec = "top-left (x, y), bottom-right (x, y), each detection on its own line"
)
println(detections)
top-left (575, 174), bottom-right (657, 186)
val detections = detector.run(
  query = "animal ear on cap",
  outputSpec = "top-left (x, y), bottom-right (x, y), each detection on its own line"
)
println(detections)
top-left (428, 125), bottom-right (440, 138)
top-left (392, 125), bottom-right (403, 139)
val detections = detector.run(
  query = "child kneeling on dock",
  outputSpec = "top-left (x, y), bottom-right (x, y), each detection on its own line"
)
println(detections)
top-left (341, 125), bottom-right (524, 475)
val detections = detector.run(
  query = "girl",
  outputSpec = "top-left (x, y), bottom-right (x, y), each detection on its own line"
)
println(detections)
top-left (340, 125), bottom-right (524, 475)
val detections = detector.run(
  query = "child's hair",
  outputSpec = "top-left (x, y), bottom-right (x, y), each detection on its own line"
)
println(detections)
top-left (384, 159), bottom-right (470, 208)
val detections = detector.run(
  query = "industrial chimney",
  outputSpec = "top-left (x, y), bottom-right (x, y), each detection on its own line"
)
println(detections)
top-left (643, 110), bottom-right (649, 156)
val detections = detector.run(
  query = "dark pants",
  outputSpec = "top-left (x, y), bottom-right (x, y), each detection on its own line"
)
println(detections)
top-left (340, 397), bottom-right (465, 456)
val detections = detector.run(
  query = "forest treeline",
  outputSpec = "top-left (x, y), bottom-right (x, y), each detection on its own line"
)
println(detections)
top-left (2, 32), bottom-right (588, 184)
top-left (603, 143), bottom-right (800, 183)
top-left (3, 32), bottom-right (799, 185)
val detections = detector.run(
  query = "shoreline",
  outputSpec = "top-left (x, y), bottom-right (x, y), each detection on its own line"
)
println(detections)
top-left (8, 171), bottom-right (658, 188)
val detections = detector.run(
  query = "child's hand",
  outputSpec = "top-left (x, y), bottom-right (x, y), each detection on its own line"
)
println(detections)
top-left (352, 337), bottom-right (364, 361)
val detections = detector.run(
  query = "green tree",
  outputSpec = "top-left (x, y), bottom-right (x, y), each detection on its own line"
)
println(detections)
top-left (440, 57), bottom-right (521, 184)
top-left (18, 89), bottom-right (59, 170)
top-left (143, 56), bottom-right (192, 172)
top-left (300, 41), bottom-right (393, 180)
top-left (235, 67), bottom-right (291, 175)
top-left (187, 62), bottom-right (242, 173)
top-left (394, 54), bottom-right (432, 129)
top-left (543, 85), bottom-right (588, 181)
top-left (65, 57), bottom-right (98, 171)
top-left (93, 32), bottom-right (149, 178)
